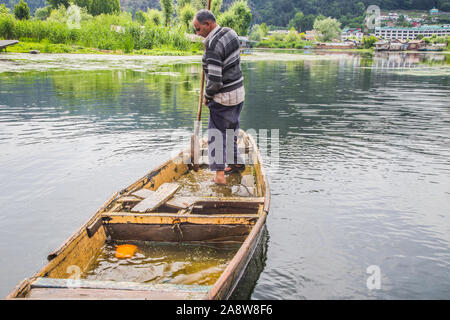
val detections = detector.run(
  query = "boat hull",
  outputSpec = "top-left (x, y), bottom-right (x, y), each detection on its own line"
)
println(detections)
top-left (6, 131), bottom-right (270, 300)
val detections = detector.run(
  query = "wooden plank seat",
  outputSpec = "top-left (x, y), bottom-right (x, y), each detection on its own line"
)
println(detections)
top-left (132, 183), bottom-right (180, 213)
top-left (26, 277), bottom-right (210, 300)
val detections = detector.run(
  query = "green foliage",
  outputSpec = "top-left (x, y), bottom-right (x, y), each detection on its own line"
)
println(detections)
top-left (0, 4), bottom-right (10, 15)
top-left (0, 13), bottom-right (16, 39)
top-left (250, 0), bottom-right (450, 27)
top-left (259, 22), bottom-right (267, 37)
top-left (146, 9), bottom-right (163, 26)
top-left (47, 0), bottom-right (70, 9)
top-left (90, 0), bottom-right (120, 16)
top-left (135, 10), bottom-right (147, 24)
top-left (423, 35), bottom-right (448, 44)
top-left (0, 10), bottom-right (200, 54)
top-left (47, 5), bottom-right (67, 23)
top-left (286, 27), bottom-right (298, 42)
top-left (288, 11), bottom-right (303, 32)
top-left (287, 11), bottom-right (316, 32)
top-left (313, 17), bottom-right (341, 42)
top-left (73, 0), bottom-right (92, 11)
top-left (218, 0), bottom-right (251, 35)
top-left (180, 4), bottom-right (195, 30)
top-left (14, 0), bottom-right (30, 20)
top-left (211, 0), bottom-right (222, 17)
top-left (34, 6), bottom-right (52, 20)
top-left (160, 0), bottom-right (174, 26)
top-left (248, 24), bottom-right (263, 41)
top-left (217, 10), bottom-right (234, 29)
top-left (362, 35), bottom-right (377, 48)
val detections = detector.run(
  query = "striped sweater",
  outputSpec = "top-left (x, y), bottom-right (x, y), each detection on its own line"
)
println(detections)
top-left (202, 26), bottom-right (244, 102)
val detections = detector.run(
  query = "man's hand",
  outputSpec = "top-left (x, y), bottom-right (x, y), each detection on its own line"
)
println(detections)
top-left (204, 97), bottom-right (209, 105)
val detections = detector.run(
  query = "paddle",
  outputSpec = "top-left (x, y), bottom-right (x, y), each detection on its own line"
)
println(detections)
top-left (191, 0), bottom-right (212, 172)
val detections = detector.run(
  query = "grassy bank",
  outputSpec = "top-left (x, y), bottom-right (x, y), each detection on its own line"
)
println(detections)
top-left (5, 40), bottom-right (202, 55)
top-left (0, 12), bottom-right (203, 55)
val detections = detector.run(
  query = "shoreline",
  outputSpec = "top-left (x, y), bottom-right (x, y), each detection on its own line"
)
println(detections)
top-left (4, 41), bottom-right (449, 56)
top-left (3, 41), bottom-right (203, 56)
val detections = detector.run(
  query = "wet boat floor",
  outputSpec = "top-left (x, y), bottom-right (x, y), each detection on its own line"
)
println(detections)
top-left (175, 165), bottom-right (257, 198)
top-left (82, 240), bottom-right (241, 286)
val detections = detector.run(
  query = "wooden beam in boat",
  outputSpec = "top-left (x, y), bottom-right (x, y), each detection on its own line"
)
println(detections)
top-left (165, 196), bottom-right (264, 210)
top-left (132, 182), bottom-right (180, 212)
top-left (26, 288), bottom-right (206, 300)
top-left (27, 278), bottom-right (210, 300)
top-left (104, 222), bottom-right (252, 242)
top-left (102, 213), bottom-right (257, 225)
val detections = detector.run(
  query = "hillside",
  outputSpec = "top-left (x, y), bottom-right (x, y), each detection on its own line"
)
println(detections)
top-left (2, 0), bottom-right (449, 26)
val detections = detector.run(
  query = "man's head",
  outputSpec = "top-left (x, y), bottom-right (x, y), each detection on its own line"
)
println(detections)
top-left (193, 9), bottom-right (217, 38)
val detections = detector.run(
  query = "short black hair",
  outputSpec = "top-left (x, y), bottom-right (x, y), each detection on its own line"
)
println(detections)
top-left (195, 9), bottom-right (216, 24)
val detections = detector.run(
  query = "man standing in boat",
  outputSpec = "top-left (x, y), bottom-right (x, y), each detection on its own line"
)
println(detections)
top-left (193, 10), bottom-right (245, 185)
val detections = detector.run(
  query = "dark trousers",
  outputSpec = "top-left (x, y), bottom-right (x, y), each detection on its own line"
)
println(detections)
top-left (207, 100), bottom-right (244, 171)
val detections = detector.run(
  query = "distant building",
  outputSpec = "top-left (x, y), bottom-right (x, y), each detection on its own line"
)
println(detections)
top-left (375, 25), bottom-right (450, 40)
top-left (268, 30), bottom-right (290, 35)
top-left (341, 28), bottom-right (364, 41)
top-left (315, 42), bottom-right (356, 49)
top-left (407, 40), bottom-right (426, 50)
top-left (430, 8), bottom-right (439, 15)
top-left (238, 36), bottom-right (257, 49)
top-left (304, 30), bottom-right (317, 41)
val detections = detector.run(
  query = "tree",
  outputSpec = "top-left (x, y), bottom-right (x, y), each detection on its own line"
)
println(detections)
top-left (0, 4), bottom-right (10, 15)
top-left (286, 26), bottom-right (299, 42)
top-left (73, 0), bottom-right (92, 11)
top-left (221, 0), bottom-right (251, 35)
top-left (260, 22), bottom-right (268, 37)
top-left (217, 9), bottom-right (234, 29)
top-left (47, 0), bottom-right (70, 9)
top-left (211, 0), bottom-right (222, 17)
top-left (301, 14), bottom-right (315, 31)
top-left (288, 11), bottom-right (304, 32)
top-left (146, 9), bottom-right (163, 26)
top-left (313, 17), bottom-right (341, 42)
top-left (362, 35), bottom-right (377, 48)
top-left (180, 4), bottom-right (195, 30)
top-left (160, 0), bottom-right (174, 26)
top-left (135, 10), bottom-right (147, 24)
top-left (90, 0), bottom-right (120, 16)
top-left (34, 5), bottom-right (52, 20)
top-left (14, 0), bottom-right (30, 20)
top-left (248, 24), bottom-right (263, 42)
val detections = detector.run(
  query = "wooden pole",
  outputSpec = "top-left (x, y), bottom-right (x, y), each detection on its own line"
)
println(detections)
top-left (191, 0), bottom-right (212, 171)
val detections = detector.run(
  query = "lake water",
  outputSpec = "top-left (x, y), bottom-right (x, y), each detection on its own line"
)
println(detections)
top-left (0, 51), bottom-right (449, 299)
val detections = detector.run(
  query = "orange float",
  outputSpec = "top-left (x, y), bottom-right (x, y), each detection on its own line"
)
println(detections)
top-left (115, 244), bottom-right (137, 259)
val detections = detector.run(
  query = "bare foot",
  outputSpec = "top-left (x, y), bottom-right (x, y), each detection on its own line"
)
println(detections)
top-left (213, 171), bottom-right (226, 185)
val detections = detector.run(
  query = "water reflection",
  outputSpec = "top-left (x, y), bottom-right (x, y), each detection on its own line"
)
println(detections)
top-left (0, 52), bottom-right (449, 299)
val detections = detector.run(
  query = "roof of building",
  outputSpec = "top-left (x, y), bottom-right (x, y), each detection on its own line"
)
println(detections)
top-left (376, 25), bottom-right (449, 31)
top-left (342, 28), bottom-right (362, 32)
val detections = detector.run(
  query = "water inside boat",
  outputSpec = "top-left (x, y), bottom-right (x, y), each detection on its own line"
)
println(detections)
top-left (82, 240), bottom-right (242, 286)
top-left (175, 165), bottom-right (258, 198)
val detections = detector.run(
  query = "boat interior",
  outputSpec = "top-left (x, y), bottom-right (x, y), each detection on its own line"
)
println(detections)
top-left (8, 131), bottom-right (269, 300)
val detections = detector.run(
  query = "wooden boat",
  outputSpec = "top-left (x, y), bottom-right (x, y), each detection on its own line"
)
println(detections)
top-left (6, 130), bottom-right (270, 300)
